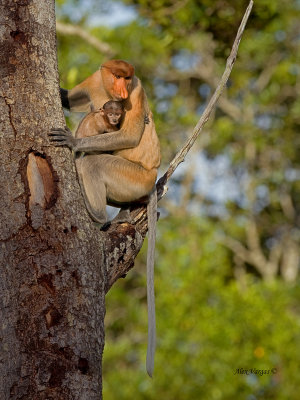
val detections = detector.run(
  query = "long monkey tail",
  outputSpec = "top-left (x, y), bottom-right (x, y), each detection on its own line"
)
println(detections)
top-left (146, 186), bottom-right (157, 378)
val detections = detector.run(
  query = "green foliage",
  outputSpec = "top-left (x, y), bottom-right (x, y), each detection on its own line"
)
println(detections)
top-left (104, 216), bottom-right (300, 399)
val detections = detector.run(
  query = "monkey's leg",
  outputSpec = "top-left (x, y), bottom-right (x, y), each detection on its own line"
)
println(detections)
top-left (79, 154), bottom-right (157, 223)
top-left (101, 155), bottom-right (156, 202)
top-left (75, 156), bottom-right (107, 225)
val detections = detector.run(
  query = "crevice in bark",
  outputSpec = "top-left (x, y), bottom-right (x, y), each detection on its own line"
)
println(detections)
top-left (44, 305), bottom-right (63, 329)
top-left (18, 150), bottom-right (33, 224)
top-left (17, 150), bottom-right (60, 230)
top-left (78, 357), bottom-right (89, 375)
top-left (3, 96), bottom-right (18, 138)
top-left (27, 151), bottom-right (59, 210)
top-left (71, 270), bottom-right (81, 289)
top-left (48, 362), bottom-right (67, 388)
top-left (38, 273), bottom-right (56, 296)
top-left (10, 30), bottom-right (26, 43)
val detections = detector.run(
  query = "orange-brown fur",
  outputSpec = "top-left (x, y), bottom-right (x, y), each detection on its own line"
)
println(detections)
top-left (75, 109), bottom-right (117, 139)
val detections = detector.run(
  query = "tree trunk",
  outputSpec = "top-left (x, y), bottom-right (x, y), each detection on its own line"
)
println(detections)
top-left (0, 1), bottom-right (106, 398)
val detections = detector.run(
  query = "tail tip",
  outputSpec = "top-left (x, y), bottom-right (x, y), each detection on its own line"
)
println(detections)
top-left (146, 366), bottom-right (153, 378)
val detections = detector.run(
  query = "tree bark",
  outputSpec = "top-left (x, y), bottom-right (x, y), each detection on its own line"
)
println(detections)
top-left (0, 1), bottom-right (107, 398)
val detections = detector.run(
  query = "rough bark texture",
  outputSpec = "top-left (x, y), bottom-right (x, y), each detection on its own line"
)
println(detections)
top-left (0, 1), bottom-right (107, 398)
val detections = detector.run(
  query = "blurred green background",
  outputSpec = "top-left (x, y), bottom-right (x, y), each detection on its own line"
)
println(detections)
top-left (55, 0), bottom-right (300, 398)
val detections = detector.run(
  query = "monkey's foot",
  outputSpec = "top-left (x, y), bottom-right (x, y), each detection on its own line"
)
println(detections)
top-left (111, 208), bottom-right (134, 225)
top-left (97, 209), bottom-right (133, 231)
top-left (91, 213), bottom-right (108, 230)
top-left (99, 221), bottom-right (111, 231)
top-left (92, 221), bottom-right (106, 229)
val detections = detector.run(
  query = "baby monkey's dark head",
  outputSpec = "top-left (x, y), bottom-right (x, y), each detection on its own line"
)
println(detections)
top-left (101, 100), bottom-right (125, 126)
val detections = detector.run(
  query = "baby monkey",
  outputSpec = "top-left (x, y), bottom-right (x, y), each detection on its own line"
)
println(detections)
top-left (75, 100), bottom-right (125, 139)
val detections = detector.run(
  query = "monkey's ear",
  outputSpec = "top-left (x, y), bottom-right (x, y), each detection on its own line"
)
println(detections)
top-left (99, 108), bottom-right (105, 116)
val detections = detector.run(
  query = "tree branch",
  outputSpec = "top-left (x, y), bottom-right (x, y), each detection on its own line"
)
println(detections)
top-left (220, 218), bottom-right (283, 281)
top-left (157, 0), bottom-right (253, 194)
top-left (56, 21), bottom-right (115, 56)
top-left (162, 62), bottom-right (243, 121)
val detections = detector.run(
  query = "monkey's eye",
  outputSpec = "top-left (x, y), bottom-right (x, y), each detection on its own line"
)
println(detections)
top-left (125, 76), bottom-right (131, 80)
top-left (114, 74), bottom-right (121, 79)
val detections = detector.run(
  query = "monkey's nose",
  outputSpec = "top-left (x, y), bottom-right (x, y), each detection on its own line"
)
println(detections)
top-left (115, 78), bottom-right (128, 99)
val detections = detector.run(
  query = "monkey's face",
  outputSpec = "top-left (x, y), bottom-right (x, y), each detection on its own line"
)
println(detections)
top-left (112, 75), bottom-right (132, 100)
top-left (103, 72), bottom-right (132, 101)
top-left (101, 61), bottom-right (134, 100)
top-left (105, 111), bottom-right (123, 126)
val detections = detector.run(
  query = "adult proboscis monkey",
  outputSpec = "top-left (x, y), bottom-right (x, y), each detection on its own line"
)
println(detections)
top-left (49, 59), bottom-right (160, 377)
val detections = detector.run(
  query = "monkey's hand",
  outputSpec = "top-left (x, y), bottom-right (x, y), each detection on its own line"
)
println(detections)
top-left (144, 114), bottom-right (150, 124)
top-left (48, 127), bottom-right (76, 150)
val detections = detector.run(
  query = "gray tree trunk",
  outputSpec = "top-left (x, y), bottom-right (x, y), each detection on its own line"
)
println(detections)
top-left (0, 1), bottom-right (106, 398)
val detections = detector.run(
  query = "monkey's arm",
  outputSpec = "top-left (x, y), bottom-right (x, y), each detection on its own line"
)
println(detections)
top-left (60, 70), bottom-right (102, 112)
top-left (60, 88), bottom-right (70, 109)
top-left (60, 87), bottom-right (91, 111)
top-left (49, 126), bottom-right (142, 152)
top-left (52, 81), bottom-right (146, 152)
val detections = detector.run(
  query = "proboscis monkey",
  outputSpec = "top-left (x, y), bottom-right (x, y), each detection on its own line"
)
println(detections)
top-left (49, 59), bottom-right (160, 377)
